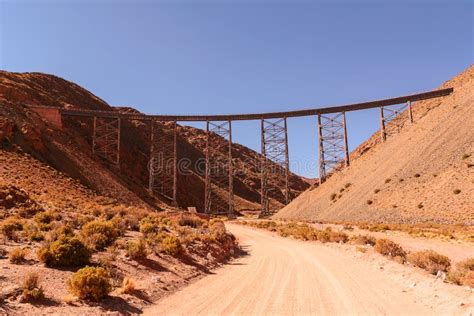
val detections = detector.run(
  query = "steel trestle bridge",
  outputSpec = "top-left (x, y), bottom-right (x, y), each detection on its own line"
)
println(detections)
top-left (29, 88), bottom-right (453, 216)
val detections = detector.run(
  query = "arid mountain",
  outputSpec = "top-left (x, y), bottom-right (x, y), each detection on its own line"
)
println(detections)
top-left (0, 70), bottom-right (310, 213)
top-left (275, 65), bottom-right (474, 225)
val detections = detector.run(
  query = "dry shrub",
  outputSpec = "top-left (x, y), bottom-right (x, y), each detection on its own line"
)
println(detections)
top-left (80, 220), bottom-right (118, 251)
top-left (139, 213), bottom-right (172, 235)
top-left (35, 211), bottom-right (54, 225)
top-left (0, 217), bottom-right (23, 240)
top-left (21, 272), bottom-right (44, 300)
top-left (126, 239), bottom-right (148, 260)
top-left (68, 266), bottom-right (112, 301)
top-left (374, 239), bottom-right (407, 262)
top-left (209, 220), bottom-right (228, 242)
top-left (407, 250), bottom-right (451, 274)
top-left (332, 231), bottom-right (349, 243)
top-left (351, 234), bottom-right (376, 246)
top-left (178, 215), bottom-right (204, 228)
top-left (447, 258), bottom-right (474, 285)
top-left (0, 247), bottom-right (7, 258)
top-left (120, 277), bottom-right (136, 294)
top-left (158, 235), bottom-right (182, 256)
top-left (9, 247), bottom-right (28, 264)
top-left (38, 235), bottom-right (90, 268)
top-left (463, 271), bottom-right (474, 288)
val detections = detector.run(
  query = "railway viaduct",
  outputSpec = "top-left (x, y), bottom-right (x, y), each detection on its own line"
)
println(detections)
top-left (29, 88), bottom-right (453, 216)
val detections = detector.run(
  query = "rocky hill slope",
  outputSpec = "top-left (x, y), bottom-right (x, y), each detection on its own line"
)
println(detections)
top-left (275, 65), bottom-right (474, 225)
top-left (0, 70), bottom-right (309, 213)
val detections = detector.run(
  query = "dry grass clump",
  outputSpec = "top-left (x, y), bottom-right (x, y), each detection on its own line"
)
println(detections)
top-left (80, 220), bottom-right (118, 250)
top-left (126, 239), bottom-right (148, 260)
top-left (447, 258), bottom-right (474, 286)
top-left (68, 266), bottom-right (112, 301)
top-left (351, 234), bottom-right (376, 246)
top-left (38, 235), bottom-right (91, 267)
top-left (120, 277), bottom-right (136, 294)
top-left (0, 247), bottom-right (7, 258)
top-left (9, 247), bottom-right (28, 264)
top-left (21, 272), bottom-right (44, 301)
top-left (139, 213), bottom-right (172, 235)
top-left (178, 215), bottom-right (204, 228)
top-left (374, 239), bottom-right (406, 262)
top-left (0, 217), bottom-right (24, 240)
top-left (407, 250), bottom-right (451, 274)
top-left (209, 220), bottom-right (229, 242)
top-left (158, 235), bottom-right (182, 256)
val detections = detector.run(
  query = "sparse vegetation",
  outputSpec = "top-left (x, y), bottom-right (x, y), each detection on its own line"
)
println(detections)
top-left (9, 247), bottom-right (28, 264)
top-left (407, 250), bottom-right (451, 274)
top-left (453, 189), bottom-right (461, 195)
top-left (330, 193), bottom-right (337, 201)
top-left (21, 272), bottom-right (45, 301)
top-left (374, 239), bottom-right (406, 262)
top-left (178, 215), bottom-right (204, 228)
top-left (126, 239), bottom-right (148, 260)
top-left (384, 178), bottom-right (391, 183)
top-left (447, 258), bottom-right (474, 286)
top-left (0, 217), bottom-right (23, 240)
top-left (414, 173), bottom-right (421, 178)
top-left (68, 266), bottom-right (112, 301)
top-left (120, 277), bottom-right (136, 294)
top-left (157, 235), bottom-right (182, 256)
top-left (38, 235), bottom-right (91, 267)
top-left (366, 200), bottom-right (373, 205)
top-left (461, 153), bottom-right (471, 160)
top-left (80, 220), bottom-right (118, 250)
top-left (351, 234), bottom-right (376, 246)
top-left (373, 189), bottom-right (380, 194)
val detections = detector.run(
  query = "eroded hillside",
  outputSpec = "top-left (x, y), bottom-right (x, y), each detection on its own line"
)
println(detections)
top-left (275, 65), bottom-right (474, 224)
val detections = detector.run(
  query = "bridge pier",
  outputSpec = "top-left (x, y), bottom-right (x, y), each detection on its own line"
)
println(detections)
top-left (205, 120), bottom-right (233, 216)
top-left (379, 101), bottom-right (413, 142)
top-left (260, 118), bottom-right (290, 215)
top-left (92, 116), bottom-right (121, 165)
top-left (148, 120), bottom-right (177, 204)
top-left (317, 112), bottom-right (349, 183)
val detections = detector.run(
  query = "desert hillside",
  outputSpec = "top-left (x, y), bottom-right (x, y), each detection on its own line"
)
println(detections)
top-left (0, 71), bottom-right (309, 213)
top-left (275, 65), bottom-right (474, 224)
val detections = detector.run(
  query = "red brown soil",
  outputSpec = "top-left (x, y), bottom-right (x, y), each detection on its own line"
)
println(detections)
top-left (275, 65), bottom-right (474, 225)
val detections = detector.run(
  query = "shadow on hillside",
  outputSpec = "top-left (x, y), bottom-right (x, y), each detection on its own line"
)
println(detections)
top-left (94, 296), bottom-right (143, 315)
top-left (137, 257), bottom-right (169, 272)
top-left (177, 253), bottom-right (214, 274)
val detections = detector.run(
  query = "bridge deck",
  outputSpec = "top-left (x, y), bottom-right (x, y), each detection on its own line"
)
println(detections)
top-left (50, 88), bottom-right (452, 121)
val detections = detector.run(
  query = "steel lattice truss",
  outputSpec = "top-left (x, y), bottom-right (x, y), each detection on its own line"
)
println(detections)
top-left (205, 121), bottom-right (233, 216)
top-left (380, 101), bottom-right (413, 141)
top-left (148, 120), bottom-right (177, 202)
top-left (317, 112), bottom-right (349, 182)
top-left (93, 117), bottom-right (121, 165)
top-left (260, 118), bottom-right (289, 215)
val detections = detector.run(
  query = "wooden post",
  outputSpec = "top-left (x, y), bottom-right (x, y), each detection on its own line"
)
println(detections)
top-left (342, 112), bottom-right (350, 167)
top-left (379, 107), bottom-right (386, 142)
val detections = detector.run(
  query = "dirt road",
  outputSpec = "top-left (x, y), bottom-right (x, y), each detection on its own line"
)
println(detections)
top-left (145, 223), bottom-right (473, 315)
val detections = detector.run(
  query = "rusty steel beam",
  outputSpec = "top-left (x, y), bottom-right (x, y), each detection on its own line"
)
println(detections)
top-left (318, 112), bottom-right (349, 182)
top-left (260, 118), bottom-right (290, 215)
top-left (148, 120), bottom-right (177, 203)
top-left (379, 101), bottom-right (413, 141)
top-left (56, 88), bottom-right (453, 122)
top-left (204, 121), bottom-right (233, 216)
top-left (92, 116), bottom-right (120, 165)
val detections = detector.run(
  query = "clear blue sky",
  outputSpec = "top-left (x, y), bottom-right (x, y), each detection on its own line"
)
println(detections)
top-left (1, 0), bottom-right (472, 177)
